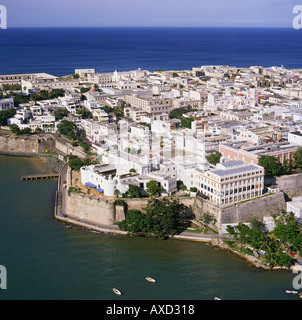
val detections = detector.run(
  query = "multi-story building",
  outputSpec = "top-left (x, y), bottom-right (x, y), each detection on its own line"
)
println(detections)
top-left (21, 76), bottom-right (79, 94)
top-left (0, 97), bottom-right (14, 111)
top-left (191, 160), bottom-right (264, 206)
top-left (219, 142), bottom-right (299, 165)
top-left (124, 94), bottom-right (172, 115)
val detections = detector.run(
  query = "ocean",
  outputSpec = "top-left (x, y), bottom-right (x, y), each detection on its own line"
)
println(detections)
top-left (0, 27), bottom-right (301, 301)
top-left (0, 27), bottom-right (302, 77)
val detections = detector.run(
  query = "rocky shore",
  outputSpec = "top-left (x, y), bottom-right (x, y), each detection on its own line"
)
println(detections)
top-left (0, 149), bottom-right (65, 174)
top-left (38, 154), bottom-right (65, 174)
top-left (209, 238), bottom-right (294, 271)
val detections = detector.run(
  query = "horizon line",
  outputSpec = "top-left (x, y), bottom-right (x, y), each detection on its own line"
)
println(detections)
top-left (5, 25), bottom-right (293, 29)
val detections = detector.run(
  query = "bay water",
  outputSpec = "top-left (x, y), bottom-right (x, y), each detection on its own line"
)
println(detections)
top-left (0, 156), bottom-right (298, 300)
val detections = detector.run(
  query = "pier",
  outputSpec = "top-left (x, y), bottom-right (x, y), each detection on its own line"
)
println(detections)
top-left (21, 174), bottom-right (60, 181)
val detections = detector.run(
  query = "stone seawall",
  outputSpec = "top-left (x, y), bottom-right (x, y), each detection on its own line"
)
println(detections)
top-left (220, 192), bottom-right (286, 225)
top-left (65, 192), bottom-right (116, 226)
top-left (63, 192), bottom-right (286, 234)
top-left (0, 133), bottom-right (87, 159)
top-left (0, 134), bottom-right (56, 154)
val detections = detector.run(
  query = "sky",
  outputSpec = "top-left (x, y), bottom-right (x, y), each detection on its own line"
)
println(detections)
top-left (1, 0), bottom-right (300, 28)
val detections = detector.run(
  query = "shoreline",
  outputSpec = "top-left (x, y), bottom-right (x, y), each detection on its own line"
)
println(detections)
top-left (0, 150), bottom-right (65, 174)
top-left (1, 152), bottom-right (297, 272)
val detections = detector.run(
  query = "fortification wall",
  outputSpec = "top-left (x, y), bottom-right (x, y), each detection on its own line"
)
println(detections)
top-left (220, 192), bottom-right (286, 225)
top-left (63, 191), bottom-right (286, 234)
top-left (0, 134), bottom-right (56, 155)
top-left (0, 133), bottom-right (87, 159)
top-left (265, 173), bottom-right (302, 199)
top-left (123, 196), bottom-right (197, 216)
top-left (193, 192), bottom-right (286, 232)
top-left (55, 138), bottom-right (87, 159)
top-left (65, 192), bottom-right (116, 226)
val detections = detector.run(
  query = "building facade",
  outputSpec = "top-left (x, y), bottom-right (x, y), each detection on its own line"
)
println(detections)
top-left (191, 160), bottom-right (264, 206)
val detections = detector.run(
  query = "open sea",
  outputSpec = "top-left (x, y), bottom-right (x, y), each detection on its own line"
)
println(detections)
top-left (0, 27), bottom-right (302, 76)
top-left (0, 28), bottom-right (301, 301)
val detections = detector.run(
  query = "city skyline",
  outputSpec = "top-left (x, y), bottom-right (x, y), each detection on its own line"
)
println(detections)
top-left (1, 0), bottom-right (299, 28)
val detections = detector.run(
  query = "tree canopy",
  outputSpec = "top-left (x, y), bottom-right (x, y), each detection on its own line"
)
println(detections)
top-left (226, 213), bottom-right (302, 268)
top-left (118, 198), bottom-right (182, 239)
top-left (0, 108), bottom-right (16, 126)
top-left (206, 151), bottom-right (222, 166)
top-left (293, 147), bottom-right (302, 168)
top-left (57, 120), bottom-right (77, 140)
top-left (53, 108), bottom-right (68, 120)
top-left (258, 155), bottom-right (283, 177)
top-left (146, 180), bottom-right (161, 197)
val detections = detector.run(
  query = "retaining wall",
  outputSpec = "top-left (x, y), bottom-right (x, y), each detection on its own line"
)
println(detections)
top-left (65, 192), bottom-right (116, 226)
top-left (0, 134), bottom-right (56, 154)
top-left (265, 173), bottom-right (302, 199)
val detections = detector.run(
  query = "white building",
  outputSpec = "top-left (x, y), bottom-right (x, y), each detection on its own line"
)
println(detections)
top-left (0, 97), bottom-right (14, 111)
top-left (192, 159), bottom-right (265, 206)
top-left (287, 196), bottom-right (302, 220)
top-left (80, 164), bottom-right (117, 197)
top-left (20, 115), bottom-right (57, 133)
top-left (288, 131), bottom-right (302, 146)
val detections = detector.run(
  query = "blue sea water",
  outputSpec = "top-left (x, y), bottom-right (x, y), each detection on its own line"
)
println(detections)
top-left (0, 27), bottom-right (302, 76)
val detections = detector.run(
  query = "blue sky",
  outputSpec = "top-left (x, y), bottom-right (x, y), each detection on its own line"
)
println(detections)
top-left (1, 0), bottom-right (299, 28)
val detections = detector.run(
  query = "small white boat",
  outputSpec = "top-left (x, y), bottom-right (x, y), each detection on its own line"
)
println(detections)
top-left (145, 277), bottom-right (156, 283)
top-left (285, 290), bottom-right (298, 294)
top-left (214, 297), bottom-right (221, 300)
top-left (113, 288), bottom-right (122, 295)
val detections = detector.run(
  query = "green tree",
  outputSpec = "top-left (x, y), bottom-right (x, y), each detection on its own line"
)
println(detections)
top-left (118, 210), bottom-right (145, 234)
top-left (180, 117), bottom-right (193, 129)
top-left (206, 151), bottom-right (222, 166)
top-left (57, 120), bottom-right (77, 140)
top-left (9, 124), bottom-right (21, 135)
top-left (67, 155), bottom-right (83, 171)
top-left (282, 159), bottom-right (293, 175)
top-left (146, 180), bottom-right (161, 197)
top-left (117, 198), bottom-right (183, 238)
top-left (144, 198), bottom-right (182, 238)
top-left (127, 185), bottom-right (142, 198)
top-left (20, 127), bottom-right (32, 135)
top-left (76, 109), bottom-right (93, 119)
top-left (293, 147), bottom-right (302, 168)
top-left (258, 155), bottom-right (283, 177)
top-left (53, 108), bottom-right (68, 120)
top-left (179, 183), bottom-right (187, 191)
top-left (0, 108), bottom-right (16, 126)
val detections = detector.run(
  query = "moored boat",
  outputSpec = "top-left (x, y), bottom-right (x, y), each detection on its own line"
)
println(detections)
top-left (285, 290), bottom-right (298, 294)
top-left (145, 277), bottom-right (156, 283)
top-left (113, 288), bottom-right (122, 295)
